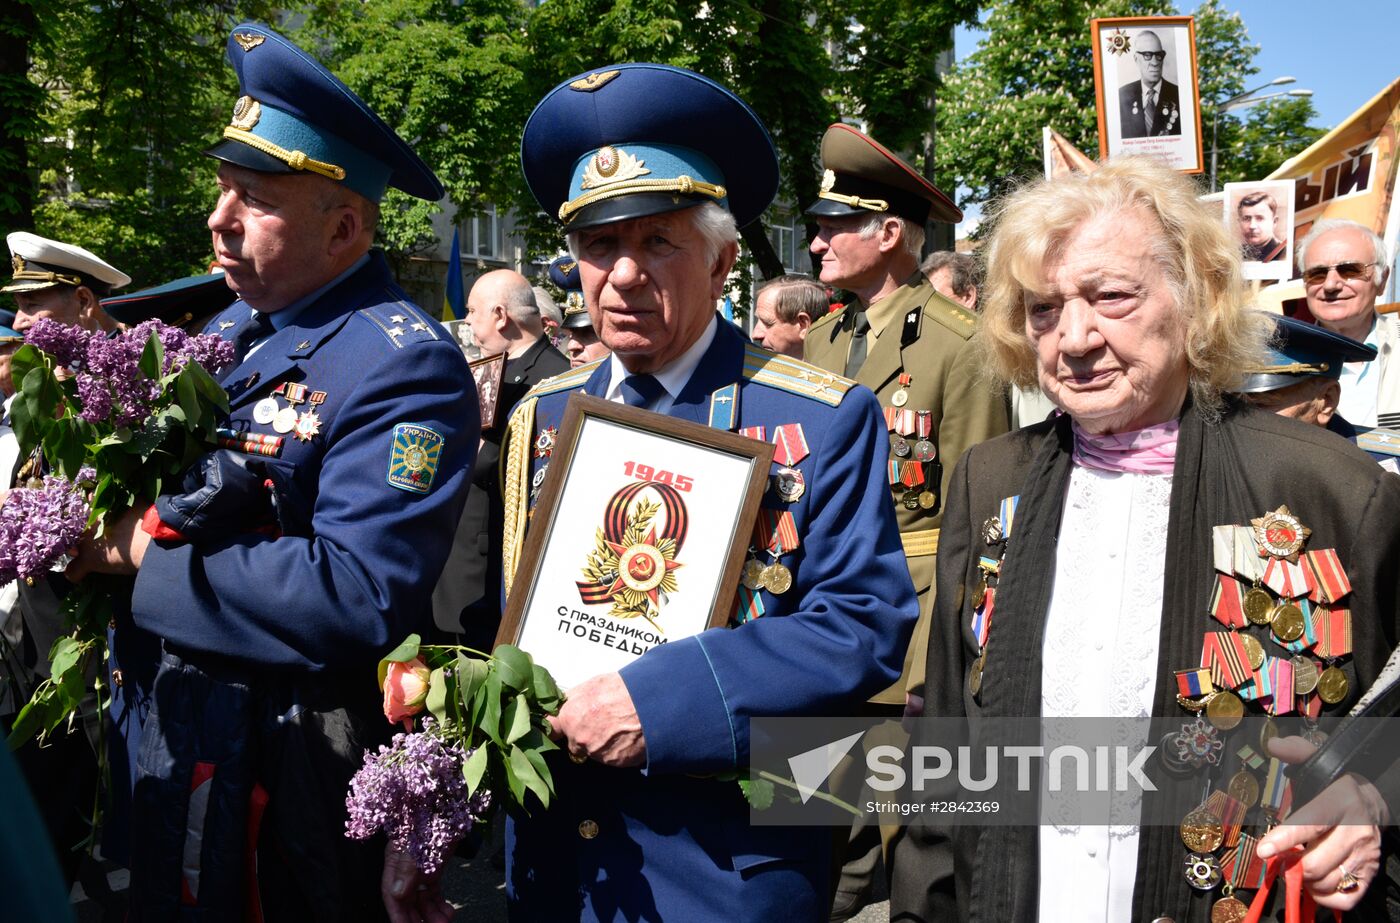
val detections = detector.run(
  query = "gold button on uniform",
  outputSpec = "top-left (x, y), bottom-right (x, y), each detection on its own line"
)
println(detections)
top-left (111, 669), bottom-right (124, 688)
top-left (578, 819), bottom-right (599, 840)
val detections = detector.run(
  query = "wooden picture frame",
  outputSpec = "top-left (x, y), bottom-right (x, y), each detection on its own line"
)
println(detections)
top-left (1091, 16), bottom-right (1205, 174)
top-left (496, 394), bottom-right (774, 689)
top-left (469, 352), bottom-right (505, 430)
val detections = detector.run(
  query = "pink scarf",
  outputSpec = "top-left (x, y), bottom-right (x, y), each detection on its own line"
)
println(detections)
top-left (1071, 418), bottom-right (1180, 474)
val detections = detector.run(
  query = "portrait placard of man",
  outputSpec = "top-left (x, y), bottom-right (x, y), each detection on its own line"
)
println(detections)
top-left (1224, 180), bottom-right (1295, 281)
top-left (1117, 30), bottom-right (1181, 138)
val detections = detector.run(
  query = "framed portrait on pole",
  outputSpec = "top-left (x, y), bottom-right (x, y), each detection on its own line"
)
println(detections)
top-left (496, 395), bottom-right (774, 690)
top-left (1091, 16), bottom-right (1205, 174)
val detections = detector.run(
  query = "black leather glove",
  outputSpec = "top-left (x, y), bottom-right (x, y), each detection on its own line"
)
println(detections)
top-left (153, 450), bottom-right (276, 542)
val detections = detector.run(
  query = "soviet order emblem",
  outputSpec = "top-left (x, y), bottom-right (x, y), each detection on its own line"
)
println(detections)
top-left (1250, 505), bottom-right (1310, 560)
top-left (230, 96), bottom-right (262, 131)
top-left (581, 146), bottom-right (651, 190)
top-left (594, 145), bottom-right (620, 178)
top-left (1105, 28), bottom-right (1132, 55)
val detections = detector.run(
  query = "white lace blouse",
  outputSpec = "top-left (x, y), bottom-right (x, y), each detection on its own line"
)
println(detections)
top-left (1037, 465), bottom-right (1173, 923)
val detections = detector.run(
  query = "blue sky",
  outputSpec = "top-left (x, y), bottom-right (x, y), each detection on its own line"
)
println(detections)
top-left (950, 0), bottom-right (1400, 231)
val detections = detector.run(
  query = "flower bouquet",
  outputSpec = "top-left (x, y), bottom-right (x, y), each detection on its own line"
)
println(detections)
top-left (4, 318), bottom-right (234, 745)
top-left (345, 636), bottom-right (564, 874)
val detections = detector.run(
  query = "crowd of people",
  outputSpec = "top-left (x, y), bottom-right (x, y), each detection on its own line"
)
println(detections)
top-left (0, 19), bottom-right (1397, 923)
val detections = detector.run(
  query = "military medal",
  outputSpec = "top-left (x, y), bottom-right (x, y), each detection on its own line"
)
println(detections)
top-left (293, 410), bottom-right (321, 442)
top-left (1205, 690), bottom-right (1244, 730)
top-left (1239, 633), bottom-right (1265, 671)
top-left (1270, 602), bottom-right (1305, 643)
top-left (981, 516), bottom-right (1004, 546)
top-left (1227, 770), bottom-right (1260, 808)
top-left (1251, 505), bottom-right (1310, 560)
top-left (273, 407), bottom-right (297, 434)
top-left (1316, 666), bottom-right (1349, 704)
top-left (253, 397), bottom-right (279, 425)
top-left (968, 653), bottom-right (985, 696)
top-left (971, 579), bottom-right (987, 609)
top-left (893, 437), bottom-right (911, 458)
top-left (913, 412), bottom-right (935, 461)
top-left (1291, 656), bottom-right (1319, 696)
top-left (773, 467), bottom-right (805, 502)
top-left (917, 490), bottom-right (937, 510)
top-left (533, 426), bottom-right (558, 459)
top-left (743, 559), bottom-right (766, 590)
top-left (1174, 714), bottom-right (1223, 767)
top-left (1242, 585), bottom-right (1274, 625)
top-left (1211, 893), bottom-right (1248, 923)
top-left (1184, 852), bottom-right (1222, 890)
top-left (761, 563), bottom-right (793, 595)
top-left (1180, 809), bottom-right (1225, 853)
top-left (902, 490), bottom-right (920, 511)
top-left (892, 374), bottom-right (912, 407)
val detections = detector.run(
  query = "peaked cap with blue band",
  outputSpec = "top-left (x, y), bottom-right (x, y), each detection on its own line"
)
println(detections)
top-left (205, 23), bottom-right (443, 202)
top-left (548, 256), bottom-right (591, 329)
top-left (101, 272), bottom-right (239, 327)
top-left (1235, 311), bottom-right (1377, 394)
top-left (521, 64), bottom-right (778, 230)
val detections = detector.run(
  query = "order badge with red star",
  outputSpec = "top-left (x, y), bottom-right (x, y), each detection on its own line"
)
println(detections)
top-left (386, 423), bottom-right (445, 494)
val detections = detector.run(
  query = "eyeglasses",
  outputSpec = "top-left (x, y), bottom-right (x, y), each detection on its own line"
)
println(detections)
top-left (1135, 51), bottom-right (1167, 61)
top-left (1302, 261), bottom-right (1378, 286)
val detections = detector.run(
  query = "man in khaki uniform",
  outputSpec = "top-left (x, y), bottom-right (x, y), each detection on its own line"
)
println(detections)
top-left (802, 123), bottom-right (1008, 919)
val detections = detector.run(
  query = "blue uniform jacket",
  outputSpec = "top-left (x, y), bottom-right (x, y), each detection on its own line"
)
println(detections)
top-left (502, 319), bottom-right (917, 921)
top-left (108, 252), bottom-right (477, 916)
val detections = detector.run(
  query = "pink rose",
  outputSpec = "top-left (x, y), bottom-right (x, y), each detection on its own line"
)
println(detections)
top-left (383, 657), bottom-right (432, 728)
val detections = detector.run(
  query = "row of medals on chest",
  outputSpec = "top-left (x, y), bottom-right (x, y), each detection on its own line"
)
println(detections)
top-left (1176, 507), bottom-right (1352, 919)
top-left (740, 430), bottom-right (810, 598)
top-left (252, 382), bottom-right (325, 442)
top-left (968, 505), bottom-right (1349, 922)
top-left (887, 376), bottom-right (938, 511)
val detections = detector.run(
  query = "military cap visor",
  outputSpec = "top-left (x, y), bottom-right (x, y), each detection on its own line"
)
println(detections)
top-left (206, 24), bottom-right (443, 202)
top-left (521, 64), bottom-right (779, 230)
top-left (101, 271), bottom-right (238, 327)
top-left (805, 123), bottom-right (961, 225)
top-left (1235, 312), bottom-right (1377, 394)
top-left (4, 232), bottom-right (131, 295)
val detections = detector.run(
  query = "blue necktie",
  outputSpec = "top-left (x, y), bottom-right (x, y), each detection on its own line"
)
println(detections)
top-left (619, 373), bottom-right (665, 409)
top-left (230, 310), bottom-right (275, 363)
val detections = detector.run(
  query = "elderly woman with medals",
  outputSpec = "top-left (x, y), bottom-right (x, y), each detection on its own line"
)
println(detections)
top-left (890, 158), bottom-right (1400, 923)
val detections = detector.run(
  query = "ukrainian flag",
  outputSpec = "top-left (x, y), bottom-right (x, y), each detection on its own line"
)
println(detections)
top-left (443, 226), bottom-right (465, 321)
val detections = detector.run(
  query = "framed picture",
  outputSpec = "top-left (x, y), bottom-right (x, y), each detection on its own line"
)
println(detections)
top-left (496, 394), bottom-right (774, 690)
top-left (469, 352), bottom-right (505, 430)
top-left (1091, 16), bottom-right (1204, 174)
top-left (1224, 180), bottom-right (1296, 281)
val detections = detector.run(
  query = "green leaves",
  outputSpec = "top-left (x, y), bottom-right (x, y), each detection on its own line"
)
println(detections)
top-left (381, 638), bottom-right (563, 814)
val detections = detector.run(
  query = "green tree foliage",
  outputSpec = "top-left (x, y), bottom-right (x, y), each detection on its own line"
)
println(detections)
top-left (13, 2), bottom-right (282, 289)
top-left (936, 0), bottom-right (1324, 213)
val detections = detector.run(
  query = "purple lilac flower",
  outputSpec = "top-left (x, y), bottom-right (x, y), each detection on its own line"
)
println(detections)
top-left (84, 332), bottom-right (157, 426)
top-left (75, 373), bottom-right (114, 424)
top-left (24, 319), bottom-right (93, 370)
top-left (0, 469), bottom-right (94, 585)
top-left (183, 332), bottom-right (236, 376)
top-left (345, 720), bottom-right (492, 876)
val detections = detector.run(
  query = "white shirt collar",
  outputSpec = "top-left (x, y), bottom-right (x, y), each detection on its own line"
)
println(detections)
top-left (604, 314), bottom-right (719, 412)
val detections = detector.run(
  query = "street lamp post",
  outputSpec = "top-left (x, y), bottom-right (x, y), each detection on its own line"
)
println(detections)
top-left (1209, 77), bottom-right (1313, 192)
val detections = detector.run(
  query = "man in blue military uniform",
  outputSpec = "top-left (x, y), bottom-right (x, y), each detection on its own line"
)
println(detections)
top-left (100, 269), bottom-right (238, 332)
top-left (382, 63), bottom-right (918, 922)
top-left (68, 23), bottom-right (477, 920)
top-left (553, 255), bottom-right (612, 369)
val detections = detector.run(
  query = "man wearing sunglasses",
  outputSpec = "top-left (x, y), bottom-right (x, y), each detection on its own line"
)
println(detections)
top-left (1117, 31), bottom-right (1181, 139)
top-left (1299, 218), bottom-right (1398, 428)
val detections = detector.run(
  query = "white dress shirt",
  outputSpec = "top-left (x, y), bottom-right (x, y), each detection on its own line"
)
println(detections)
top-left (1337, 316), bottom-right (1381, 428)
